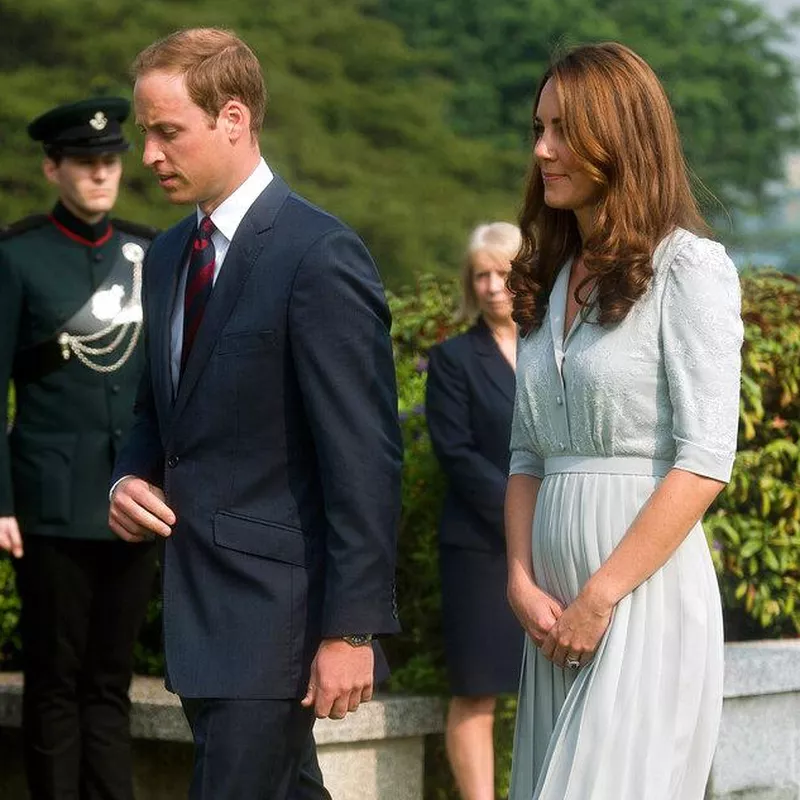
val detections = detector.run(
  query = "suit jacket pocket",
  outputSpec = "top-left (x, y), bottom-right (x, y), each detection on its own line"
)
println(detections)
top-left (212, 510), bottom-right (309, 567)
top-left (9, 428), bottom-right (77, 524)
top-left (217, 329), bottom-right (277, 355)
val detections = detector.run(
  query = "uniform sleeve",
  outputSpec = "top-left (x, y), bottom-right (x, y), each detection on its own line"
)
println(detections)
top-left (508, 342), bottom-right (545, 479)
top-left (425, 343), bottom-right (508, 537)
top-left (0, 249), bottom-right (22, 515)
top-left (661, 238), bottom-right (743, 482)
top-left (289, 226), bottom-right (402, 637)
top-left (112, 247), bottom-right (165, 487)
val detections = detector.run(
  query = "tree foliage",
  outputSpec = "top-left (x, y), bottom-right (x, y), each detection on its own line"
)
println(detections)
top-left (0, 0), bottom-right (521, 287)
top-left (374, 0), bottom-right (800, 213)
top-left (1, 0), bottom-right (798, 286)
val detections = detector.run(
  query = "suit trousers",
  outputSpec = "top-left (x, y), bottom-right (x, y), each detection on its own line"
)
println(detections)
top-left (180, 697), bottom-right (332, 800)
top-left (13, 535), bottom-right (158, 800)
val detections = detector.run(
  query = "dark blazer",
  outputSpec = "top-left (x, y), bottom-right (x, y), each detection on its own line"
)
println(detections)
top-left (113, 176), bottom-right (402, 699)
top-left (425, 319), bottom-right (515, 552)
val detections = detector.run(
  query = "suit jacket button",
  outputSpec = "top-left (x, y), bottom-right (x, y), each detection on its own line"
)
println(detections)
top-left (167, 455), bottom-right (179, 468)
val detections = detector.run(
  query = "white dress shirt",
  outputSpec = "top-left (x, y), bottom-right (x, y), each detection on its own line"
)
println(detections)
top-left (169, 158), bottom-right (273, 392)
top-left (108, 159), bottom-right (274, 501)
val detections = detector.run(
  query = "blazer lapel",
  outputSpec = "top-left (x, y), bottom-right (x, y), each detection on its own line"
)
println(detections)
top-left (150, 217), bottom-right (194, 419)
top-left (170, 176), bottom-right (291, 423)
top-left (471, 319), bottom-right (515, 404)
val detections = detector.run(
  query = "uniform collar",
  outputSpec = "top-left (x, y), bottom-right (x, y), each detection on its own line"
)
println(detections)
top-left (49, 201), bottom-right (112, 246)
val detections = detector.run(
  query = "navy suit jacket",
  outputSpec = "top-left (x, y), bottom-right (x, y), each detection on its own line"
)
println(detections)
top-left (425, 319), bottom-right (515, 553)
top-left (113, 176), bottom-right (402, 699)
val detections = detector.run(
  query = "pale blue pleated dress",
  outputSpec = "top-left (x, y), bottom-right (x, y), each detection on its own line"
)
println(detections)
top-left (508, 229), bottom-right (743, 800)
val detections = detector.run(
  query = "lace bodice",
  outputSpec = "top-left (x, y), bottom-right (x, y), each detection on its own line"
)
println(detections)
top-left (509, 228), bottom-right (743, 482)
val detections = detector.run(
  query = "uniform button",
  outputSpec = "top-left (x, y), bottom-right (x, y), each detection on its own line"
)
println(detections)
top-left (111, 384), bottom-right (121, 394)
top-left (93, 252), bottom-right (104, 262)
top-left (113, 428), bottom-right (123, 438)
top-left (167, 455), bottom-right (179, 468)
top-left (556, 395), bottom-right (563, 405)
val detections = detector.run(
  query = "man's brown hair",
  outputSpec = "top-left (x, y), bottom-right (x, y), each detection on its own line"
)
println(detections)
top-left (132, 27), bottom-right (266, 135)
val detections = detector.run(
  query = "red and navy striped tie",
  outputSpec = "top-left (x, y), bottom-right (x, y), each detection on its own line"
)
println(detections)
top-left (181, 216), bottom-right (216, 371)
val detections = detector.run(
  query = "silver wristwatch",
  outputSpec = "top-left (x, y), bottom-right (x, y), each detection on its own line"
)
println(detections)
top-left (341, 633), bottom-right (373, 647)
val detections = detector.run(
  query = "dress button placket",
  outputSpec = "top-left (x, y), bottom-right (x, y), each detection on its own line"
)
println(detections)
top-left (559, 355), bottom-right (569, 453)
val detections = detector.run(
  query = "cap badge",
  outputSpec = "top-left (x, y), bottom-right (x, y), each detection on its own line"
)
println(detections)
top-left (89, 111), bottom-right (108, 131)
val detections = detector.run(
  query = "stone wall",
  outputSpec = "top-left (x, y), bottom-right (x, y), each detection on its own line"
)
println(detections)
top-left (0, 674), bottom-right (444, 800)
top-left (3, 640), bottom-right (800, 799)
top-left (708, 641), bottom-right (800, 799)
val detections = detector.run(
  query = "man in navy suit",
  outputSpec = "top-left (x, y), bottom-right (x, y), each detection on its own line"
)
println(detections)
top-left (108, 27), bottom-right (402, 799)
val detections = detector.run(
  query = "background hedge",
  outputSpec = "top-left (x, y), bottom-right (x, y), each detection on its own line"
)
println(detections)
top-left (2, 269), bottom-right (799, 798)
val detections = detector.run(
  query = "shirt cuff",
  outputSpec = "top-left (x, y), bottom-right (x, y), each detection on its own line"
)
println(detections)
top-left (109, 475), bottom-right (135, 501)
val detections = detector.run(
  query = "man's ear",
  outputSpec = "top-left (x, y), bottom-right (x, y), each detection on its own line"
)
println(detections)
top-left (221, 100), bottom-right (251, 143)
top-left (42, 157), bottom-right (60, 186)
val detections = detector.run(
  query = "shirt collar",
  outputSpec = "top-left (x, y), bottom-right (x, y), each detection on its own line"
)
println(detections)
top-left (196, 158), bottom-right (274, 242)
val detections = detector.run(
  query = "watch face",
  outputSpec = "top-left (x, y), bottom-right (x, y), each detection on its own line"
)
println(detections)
top-left (343, 634), bottom-right (373, 647)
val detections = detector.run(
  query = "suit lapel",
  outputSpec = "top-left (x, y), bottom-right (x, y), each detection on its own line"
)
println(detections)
top-left (170, 176), bottom-right (291, 423)
top-left (150, 217), bottom-right (194, 418)
top-left (471, 319), bottom-right (515, 403)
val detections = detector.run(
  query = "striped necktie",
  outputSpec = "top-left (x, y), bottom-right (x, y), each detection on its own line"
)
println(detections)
top-left (181, 216), bottom-right (216, 371)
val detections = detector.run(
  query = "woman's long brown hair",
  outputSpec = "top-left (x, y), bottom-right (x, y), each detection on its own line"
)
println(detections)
top-left (509, 42), bottom-right (709, 334)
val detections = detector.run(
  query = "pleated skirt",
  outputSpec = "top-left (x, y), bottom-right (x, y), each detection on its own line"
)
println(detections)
top-left (509, 459), bottom-right (724, 800)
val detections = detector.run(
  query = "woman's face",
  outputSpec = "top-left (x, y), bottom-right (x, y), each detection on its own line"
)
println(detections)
top-left (472, 249), bottom-right (514, 324)
top-left (533, 78), bottom-right (601, 232)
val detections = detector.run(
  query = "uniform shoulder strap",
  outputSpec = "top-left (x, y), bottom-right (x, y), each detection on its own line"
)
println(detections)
top-left (111, 218), bottom-right (160, 241)
top-left (0, 214), bottom-right (50, 241)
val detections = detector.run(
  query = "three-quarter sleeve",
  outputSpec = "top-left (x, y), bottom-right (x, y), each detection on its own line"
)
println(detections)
top-left (509, 345), bottom-right (545, 479)
top-left (509, 447), bottom-right (544, 478)
top-left (661, 238), bottom-right (743, 482)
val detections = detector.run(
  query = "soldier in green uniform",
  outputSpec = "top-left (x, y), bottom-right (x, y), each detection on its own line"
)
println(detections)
top-left (0, 97), bottom-right (158, 800)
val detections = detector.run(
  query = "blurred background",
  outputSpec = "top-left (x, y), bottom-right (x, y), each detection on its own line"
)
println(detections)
top-left (1, 0), bottom-right (800, 287)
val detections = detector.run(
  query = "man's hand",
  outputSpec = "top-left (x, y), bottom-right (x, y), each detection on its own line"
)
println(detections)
top-left (109, 477), bottom-right (176, 543)
top-left (0, 517), bottom-right (23, 558)
top-left (301, 638), bottom-right (374, 720)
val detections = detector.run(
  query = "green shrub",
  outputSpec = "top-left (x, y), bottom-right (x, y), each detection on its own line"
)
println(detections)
top-left (706, 270), bottom-right (800, 638)
top-left (382, 275), bottom-right (464, 695)
top-left (0, 559), bottom-right (20, 667)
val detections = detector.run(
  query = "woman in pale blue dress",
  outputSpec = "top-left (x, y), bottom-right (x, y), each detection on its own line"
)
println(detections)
top-left (505, 43), bottom-right (743, 799)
